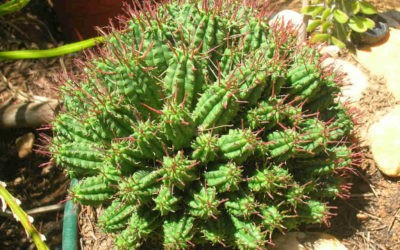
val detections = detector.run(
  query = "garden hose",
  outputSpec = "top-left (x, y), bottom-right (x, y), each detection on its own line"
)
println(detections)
top-left (62, 178), bottom-right (78, 250)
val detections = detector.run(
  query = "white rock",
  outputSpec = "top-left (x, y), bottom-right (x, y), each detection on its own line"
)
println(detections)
top-left (273, 232), bottom-right (348, 250)
top-left (368, 105), bottom-right (400, 177)
top-left (319, 45), bottom-right (341, 58)
top-left (269, 10), bottom-right (305, 31)
top-left (321, 58), bottom-right (368, 104)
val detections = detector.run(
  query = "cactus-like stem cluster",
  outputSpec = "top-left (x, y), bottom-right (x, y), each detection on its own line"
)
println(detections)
top-left (50, 1), bottom-right (355, 248)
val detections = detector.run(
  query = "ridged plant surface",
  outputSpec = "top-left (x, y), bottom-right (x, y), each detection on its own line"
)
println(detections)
top-left (51, 1), bottom-right (354, 249)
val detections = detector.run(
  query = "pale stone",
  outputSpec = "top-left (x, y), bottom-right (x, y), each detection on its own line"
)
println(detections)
top-left (321, 58), bottom-right (369, 104)
top-left (368, 105), bottom-right (400, 177)
top-left (356, 28), bottom-right (400, 101)
top-left (269, 10), bottom-right (305, 30)
top-left (13, 177), bottom-right (23, 185)
top-left (273, 232), bottom-right (347, 250)
top-left (319, 45), bottom-right (341, 58)
top-left (15, 132), bottom-right (35, 159)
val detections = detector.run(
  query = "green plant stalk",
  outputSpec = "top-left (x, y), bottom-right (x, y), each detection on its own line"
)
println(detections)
top-left (334, 0), bottom-right (349, 43)
top-left (334, 22), bottom-right (348, 45)
top-left (0, 181), bottom-right (49, 250)
top-left (0, 0), bottom-right (30, 16)
top-left (0, 36), bottom-right (106, 60)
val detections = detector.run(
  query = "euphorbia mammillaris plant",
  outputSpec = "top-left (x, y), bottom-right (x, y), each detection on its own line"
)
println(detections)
top-left (49, 1), bottom-right (356, 249)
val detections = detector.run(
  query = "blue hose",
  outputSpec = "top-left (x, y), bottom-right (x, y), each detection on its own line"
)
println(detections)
top-left (62, 178), bottom-right (79, 250)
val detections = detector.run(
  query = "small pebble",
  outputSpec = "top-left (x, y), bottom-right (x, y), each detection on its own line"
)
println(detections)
top-left (13, 177), bottom-right (23, 186)
top-left (15, 133), bottom-right (35, 159)
top-left (356, 212), bottom-right (369, 221)
top-left (319, 45), bottom-right (341, 58)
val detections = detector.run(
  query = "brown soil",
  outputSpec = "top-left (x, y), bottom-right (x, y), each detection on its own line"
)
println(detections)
top-left (0, 0), bottom-right (399, 250)
top-left (0, 1), bottom-right (72, 249)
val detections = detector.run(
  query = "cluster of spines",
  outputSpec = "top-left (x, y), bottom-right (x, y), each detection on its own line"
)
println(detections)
top-left (50, 1), bottom-right (356, 249)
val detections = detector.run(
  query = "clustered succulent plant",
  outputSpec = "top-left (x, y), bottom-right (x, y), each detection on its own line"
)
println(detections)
top-left (50, 1), bottom-right (355, 249)
top-left (302, 0), bottom-right (378, 48)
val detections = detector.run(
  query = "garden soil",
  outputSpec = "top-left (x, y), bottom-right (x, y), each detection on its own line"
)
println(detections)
top-left (0, 0), bottom-right (399, 249)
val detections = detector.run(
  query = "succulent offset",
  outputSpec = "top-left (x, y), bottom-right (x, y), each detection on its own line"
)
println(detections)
top-left (50, 1), bottom-right (355, 249)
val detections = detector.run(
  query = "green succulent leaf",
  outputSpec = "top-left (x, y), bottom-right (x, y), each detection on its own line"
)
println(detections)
top-left (307, 20), bottom-right (323, 32)
top-left (301, 5), bottom-right (325, 18)
top-left (348, 16), bottom-right (374, 33)
top-left (365, 17), bottom-right (376, 29)
top-left (321, 21), bottom-right (332, 33)
top-left (333, 9), bottom-right (349, 24)
top-left (321, 8), bottom-right (332, 20)
top-left (311, 33), bottom-right (330, 43)
top-left (351, 1), bottom-right (361, 15)
top-left (359, 1), bottom-right (377, 15)
top-left (330, 36), bottom-right (347, 48)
